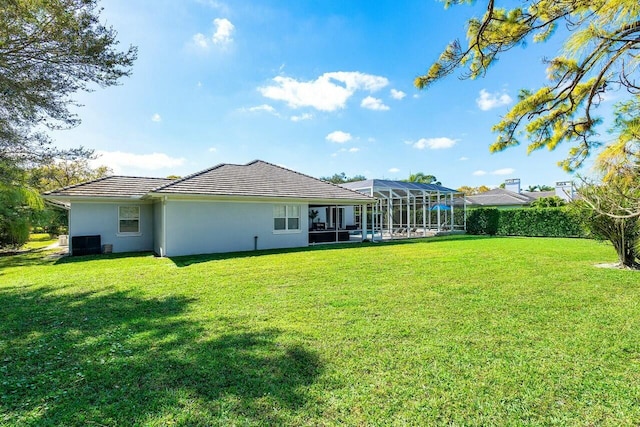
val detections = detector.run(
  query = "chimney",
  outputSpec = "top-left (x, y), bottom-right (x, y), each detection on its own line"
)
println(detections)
top-left (555, 181), bottom-right (574, 201)
top-left (504, 178), bottom-right (521, 194)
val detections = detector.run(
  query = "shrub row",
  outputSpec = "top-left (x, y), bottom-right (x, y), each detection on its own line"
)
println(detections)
top-left (466, 207), bottom-right (586, 238)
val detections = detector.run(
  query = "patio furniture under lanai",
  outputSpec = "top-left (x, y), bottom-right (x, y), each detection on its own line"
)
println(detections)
top-left (308, 204), bottom-right (367, 244)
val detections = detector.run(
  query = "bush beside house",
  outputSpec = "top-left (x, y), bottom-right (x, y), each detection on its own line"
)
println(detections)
top-left (467, 207), bottom-right (586, 238)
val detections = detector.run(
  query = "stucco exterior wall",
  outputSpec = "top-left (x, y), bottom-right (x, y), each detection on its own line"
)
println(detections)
top-left (163, 200), bottom-right (309, 257)
top-left (69, 201), bottom-right (154, 253)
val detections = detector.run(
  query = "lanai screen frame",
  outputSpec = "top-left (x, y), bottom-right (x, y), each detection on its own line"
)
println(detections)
top-left (341, 179), bottom-right (467, 240)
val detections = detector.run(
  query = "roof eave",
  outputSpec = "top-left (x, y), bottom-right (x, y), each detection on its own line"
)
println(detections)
top-left (41, 194), bottom-right (148, 203)
top-left (147, 192), bottom-right (374, 204)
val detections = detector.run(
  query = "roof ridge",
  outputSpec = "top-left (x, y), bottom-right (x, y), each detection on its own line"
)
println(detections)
top-left (251, 160), bottom-right (374, 199)
top-left (43, 175), bottom-right (113, 195)
top-left (151, 163), bottom-right (227, 192)
top-left (43, 175), bottom-right (174, 196)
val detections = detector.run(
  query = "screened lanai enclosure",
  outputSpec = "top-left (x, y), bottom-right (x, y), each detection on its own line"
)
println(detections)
top-left (340, 179), bottom-right (466, 240)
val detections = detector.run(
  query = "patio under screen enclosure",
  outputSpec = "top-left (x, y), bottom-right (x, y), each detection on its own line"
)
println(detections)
top-left (307, 179), bottom-right (466, 244)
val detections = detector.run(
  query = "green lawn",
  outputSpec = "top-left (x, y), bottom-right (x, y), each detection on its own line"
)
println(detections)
top-left (1, 236), bottom-right (639, 425)
top-left (21, 234), bottom-right (58, 251)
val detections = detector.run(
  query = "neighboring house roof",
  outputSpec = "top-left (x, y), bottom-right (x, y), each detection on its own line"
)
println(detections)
top-left (43, 176), bottom-right (174, 199)
top-left (151, 160), bottom-right (373, 201)
top-left (522, 190), bottom-right (555, 200)
top-left (341, 179), bottom-right (458, 194)
top-left (466, 188), bottom-right (535, 206)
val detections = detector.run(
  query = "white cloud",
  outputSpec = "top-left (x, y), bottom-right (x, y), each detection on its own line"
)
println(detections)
top-left (191, 18), bottom-right (234, 49)
top-left (390, 89), bottom-right (406, 100)
top-left (473, 168), bottom-right (515, 176)
top-left (368, 137), bottom-right (376, 142)
top-left (348, 147), bottom-right (360, 153)
top-left (237, 104), bottom-right (281, 118)
top-left (361, 96), bottom-right (390, 111)
top-left (196, 0), bottom-right (230, 14)
top-left (326, 131), bottom-right (352, 143)
top-left (259, 71), bottom-right (389, 111)
top-left (91, 151), bottom-right (185, 174)
top-left (208, 147), bottom-right (217, 153)
top-left (388, 167), bottom-right (400, 173)
top-left (151, 113), bottom-right (162, 122)
top-left (492, 168), bottom-right (515, 175)
top-left (192, 33), bottom-right (209, 49)
top-left (459, 156), bottom-right (469, 161)
top-left (290, 113), bottom-right (313, 122)
top-left (412, 137), bottom-right (457, 150)
top-left (247, 104), bottom-right (276, 113)
top-left (212, 18), bottom-right (234, 45)
top-left (476, 89), bottom-right (513, 111)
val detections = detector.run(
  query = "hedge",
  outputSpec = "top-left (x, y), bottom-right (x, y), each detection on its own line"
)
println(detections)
top-left (466, 208), bottom-right (500, 235)
top-left (466, 207), bottom-right (586, 238)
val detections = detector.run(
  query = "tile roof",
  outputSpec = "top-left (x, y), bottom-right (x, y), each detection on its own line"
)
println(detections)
top-left (43, 176), bottom-right (174, 199)
top-left (151, 160), bottom-right (373, 201)
top-left (522, 190), bottom-right (556, 200)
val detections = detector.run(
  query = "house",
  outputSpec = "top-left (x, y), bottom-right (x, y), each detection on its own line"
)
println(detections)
top-left (43, 160), bottom-right (374, 257)
top-left (465, 178), bottom-right (574, 208)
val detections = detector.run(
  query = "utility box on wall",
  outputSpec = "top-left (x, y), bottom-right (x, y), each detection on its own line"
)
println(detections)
top-left (71, 235), bottom-right (101, 256)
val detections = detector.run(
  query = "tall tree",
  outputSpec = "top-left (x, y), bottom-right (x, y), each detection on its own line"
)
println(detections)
top-left (0, 0), bottom-right (137, 176)
top-left (415, 0), bottom-right (640, 172)
top-left (0, 0), bottom-right (135, 245)
top-left (28, 158), bottom-right (112, 192)
top-left (527, 185), bottom-right (554, 192)
top-left (404, 172), bottom-right (441, 185)
top-left (320, 172), bottom-right (367, 184)
top-left (457, 185), bottom-right (491, 195)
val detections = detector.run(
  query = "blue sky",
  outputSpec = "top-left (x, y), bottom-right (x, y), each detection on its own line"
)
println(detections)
top-left (55, 0), bottom-right (613, 189)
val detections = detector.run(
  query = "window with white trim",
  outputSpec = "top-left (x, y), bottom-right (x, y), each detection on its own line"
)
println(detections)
top-left (274, 205), bottom-right (300, 231)
top-left (119, 206), bottom-right (140, 234)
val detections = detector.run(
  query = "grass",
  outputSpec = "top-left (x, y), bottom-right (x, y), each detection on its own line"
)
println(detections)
top-left (20, 233), bottom-right (58, 251)
top-left (1, 235), bottom-right (639, 425)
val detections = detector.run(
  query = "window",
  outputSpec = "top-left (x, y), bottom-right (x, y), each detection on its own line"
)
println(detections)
top-left (119, 206), bottom-right (140, 234)
top-left (274, 205), bottom-right (300, 232)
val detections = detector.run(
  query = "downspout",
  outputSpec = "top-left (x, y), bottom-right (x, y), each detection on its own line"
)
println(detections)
top-left (162, 196), bottom-right (167, 257)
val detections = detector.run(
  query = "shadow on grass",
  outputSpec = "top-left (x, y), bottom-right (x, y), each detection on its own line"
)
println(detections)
top-left (0, 234), bottom-right (495, 270)
top-left (53, 251), bottom-right (156, 265)
top-left (170, 233), bottom-right (494, 267)
top-left (0, 286), bottom-right (322, 425)
top-left (0, 249), bottom-right (62, 270)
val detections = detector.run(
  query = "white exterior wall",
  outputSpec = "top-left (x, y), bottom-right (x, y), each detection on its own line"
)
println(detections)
top-left (69, 201), bottom-right (154, 253)
top-left (164, 200), bottom-right (309, 257)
